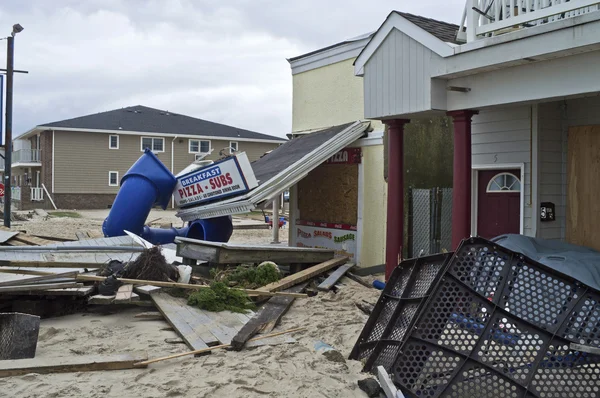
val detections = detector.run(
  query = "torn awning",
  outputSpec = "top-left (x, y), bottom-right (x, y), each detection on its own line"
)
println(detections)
top-left (176, 120), bottom-right (370, 221)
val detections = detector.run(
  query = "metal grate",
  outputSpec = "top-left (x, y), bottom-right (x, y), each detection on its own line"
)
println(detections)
top-left (0, 312), bottom-right (41, 360)
top-left (350, 237), bottom-right (600, 398)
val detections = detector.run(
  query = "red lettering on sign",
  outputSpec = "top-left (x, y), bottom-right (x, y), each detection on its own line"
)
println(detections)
top-left (195, 183), bottom-right (204, 193)
top-left (219, 175), bottom-right (228, 186)
top-left (178, 189), bottom-right (185, 198)
top-left (191, 184), bottom-right (197, 195)
top-left (225, 173), bottom-right (233, 184)
top-left (185, 186), bottom-right (192, 197)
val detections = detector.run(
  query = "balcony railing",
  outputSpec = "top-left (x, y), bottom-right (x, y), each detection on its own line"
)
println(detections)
top-left (12, 149), bottom-right (41, 164)
top-left (31, 187), bottom-right (43, 201)
top-left (459, 0), bottom-right (600, 42)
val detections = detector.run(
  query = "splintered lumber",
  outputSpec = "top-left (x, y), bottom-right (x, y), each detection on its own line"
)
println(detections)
top-left (0, 260), bottom-right (106, 268)
top-left (317, 263), bottom-right (355, 291)
top-left (176, 238), bottom-right (335, 264)
top-left (115, 284), bottom-right (134, 302)
top-left (134, 327), bottom-right (305, 367)
top-left (231, 283), bottom-right (307, 351)
top-left (0, 282), bottom-right (82, 293)
top-left (0, 270), bottom-right (78, 287)
top-left (74, 274), bottom-right (308, 298)
top-left (134, 311), bottom-right (163, 320)
top-left (260, 257), bottom-right (349, 292)
top-left (0, 352), bottom-right (149, 377)
top-left (0, 227), bottom-right (54, 246)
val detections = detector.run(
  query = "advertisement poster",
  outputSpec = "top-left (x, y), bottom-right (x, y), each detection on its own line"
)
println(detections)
top-left (295, 220), bottom-right (358, 260)
top-left (174, 153), bottom-right (258, 208)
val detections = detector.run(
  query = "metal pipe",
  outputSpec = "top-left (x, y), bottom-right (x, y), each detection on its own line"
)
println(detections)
top-left (0, 245), bottom-right (145, 251)
top-left (4, 36), bottom-right (13, 227)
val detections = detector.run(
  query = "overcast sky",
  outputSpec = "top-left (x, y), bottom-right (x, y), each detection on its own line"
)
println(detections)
top-left (0, 0), bottom-right (464, 139)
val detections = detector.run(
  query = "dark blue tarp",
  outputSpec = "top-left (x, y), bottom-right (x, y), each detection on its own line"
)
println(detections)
top-left (493, 234), bottom-right (600, 290)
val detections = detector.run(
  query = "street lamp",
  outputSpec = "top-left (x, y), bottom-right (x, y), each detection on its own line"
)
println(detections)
top-left (4, 23), bottom-right (23, 227)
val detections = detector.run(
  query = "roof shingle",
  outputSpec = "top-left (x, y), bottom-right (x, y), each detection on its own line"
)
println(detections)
top-left (38, 105), bottom-right (286, 142)
top-left (396, 12), bottom-right (461, 44)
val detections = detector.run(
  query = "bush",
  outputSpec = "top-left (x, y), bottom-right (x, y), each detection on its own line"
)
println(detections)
top-left (187, 282), bottom-right (256, 313)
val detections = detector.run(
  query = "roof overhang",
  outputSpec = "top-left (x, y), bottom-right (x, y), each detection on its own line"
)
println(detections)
top-left (17, 126), bottom-right (286, 144)
top-left (354, 11), bottom-right (455, 76)
top-left (176, 121), bottom-right (370, 221)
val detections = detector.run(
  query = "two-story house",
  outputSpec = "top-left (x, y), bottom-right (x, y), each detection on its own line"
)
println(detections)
top-left (12, 105), bottom-right (286, 209)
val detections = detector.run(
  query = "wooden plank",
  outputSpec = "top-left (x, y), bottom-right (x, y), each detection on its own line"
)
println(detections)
top-left (0, 260), bottom-right (104, 268)
top-left (0, 352), bottom-right (149, 377)
top-left (75, 231), bottom-right (91, 240)
top-left (115, 284), bottom-right (134, 302)
top-left (134, 285), bottom-right (162, 295)
top-left (567, 125), bottom-right (600, 250)
top-left (352, 263), bottom-right (385, 276)
top-left (88, 295), bottom-right (116, 304)
top-left (231, 283), bottom-right (307, 350)
top-left (176, 238), bottom-right (334, 264)
top-left (151, 292), bottom-right (209, 351)
top-left (0, 270), bottom-right (78, 287)
top-left (317, 263), bottom-right (355, 291)
top-left (134, 311), bottom-right (163, 320)
top-left (0, 282), bottom-right (82, 293)
top-left (346, 272), bottom-right (374, 289)
top-left (377, 366), bottom-right (404, 398)
top-left (260, 257), bottom-right (349, 292)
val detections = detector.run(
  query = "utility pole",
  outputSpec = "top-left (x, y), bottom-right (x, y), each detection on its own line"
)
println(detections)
top-left (4, 24), bottom-right (23, 228)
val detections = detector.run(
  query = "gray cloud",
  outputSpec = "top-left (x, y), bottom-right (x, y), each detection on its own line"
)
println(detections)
top-left (0, 0), bottom-right (465, 138)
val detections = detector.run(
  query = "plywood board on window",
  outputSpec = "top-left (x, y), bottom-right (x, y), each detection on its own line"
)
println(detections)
top-left (297, 163), bottom-right (358, 225)
top-left (567, 125), bottom-right (600, 250)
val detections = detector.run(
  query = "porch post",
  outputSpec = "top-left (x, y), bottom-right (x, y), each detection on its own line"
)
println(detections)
top-left (447, 110), bottom-right (478, 250)
top-left (384, 119), bottom-right (409, 280)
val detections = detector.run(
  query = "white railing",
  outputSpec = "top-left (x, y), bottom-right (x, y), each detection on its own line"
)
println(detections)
top-left (459, 0), bottom-right (600, 42)
top-left (11, 187), bottom-right (21, 201)
top-left (31, 187), bottom-right (43, 201)
top-left (12, 149), bottom-right (41, 164)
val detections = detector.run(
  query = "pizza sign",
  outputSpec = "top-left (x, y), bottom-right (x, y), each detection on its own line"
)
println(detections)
top-left (325, 148), bottom-right (361, 164)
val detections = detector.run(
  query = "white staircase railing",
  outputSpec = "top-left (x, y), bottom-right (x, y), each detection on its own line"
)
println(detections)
top-left (458, 0), bottom-right (600, 42)
top-left (31, 187), bottom-right (43, 201)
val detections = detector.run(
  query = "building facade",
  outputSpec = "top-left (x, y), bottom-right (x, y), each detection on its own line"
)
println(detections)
top-left (12, 105), bottom-right (285, 210)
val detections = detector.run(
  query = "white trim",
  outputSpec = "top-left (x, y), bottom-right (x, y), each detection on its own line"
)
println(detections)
top-left (141, 136), bottom-right (165, 153)
top-left (108, 171), bottom-right (119, 187)
top-left (354, 11), bottom-right (454, 76)
top-left (531, 104), bottom-right (540, 237)
top-left (350, 130), bottom-right (384, 147)
top-left (229, 141), bottom-right (239, 154)
top-left (472, 163), bottom-right (526, 237)
top-left (289, 35), bottom-right (372, 75)
top-left (51, 131), bottom-right (55, 193)
top-left (485, 172), bottom-right (521, 192)
top-left (289, 183), bottom-right (299, 247)
top-left (109, 134), bottom-right (119, 149)
top-left (188, 138), bottom-right (211, 154)
top-left (27, 126), bottom-right (286, 144)
top-left (356, 155), bottom-right (364, 266)
top-left (11, 162), bottom-right (41, 168)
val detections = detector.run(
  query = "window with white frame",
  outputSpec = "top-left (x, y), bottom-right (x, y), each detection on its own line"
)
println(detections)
top-left (141, 137), bottom-right (164, 152)
top-left (108, 171), bottom-right (119, 186)
top-left (189, 139), bottom-right (211, 153)
top-left (109, 135), bottom-right (119, 149)
top-left (486, 173), bottom-right (521, 192)
top-left (229, 141), bottom-right (238, 154)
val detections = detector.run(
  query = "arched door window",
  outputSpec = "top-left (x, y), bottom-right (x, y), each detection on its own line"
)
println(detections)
top-left (486, 172), bottom-right (521, 193)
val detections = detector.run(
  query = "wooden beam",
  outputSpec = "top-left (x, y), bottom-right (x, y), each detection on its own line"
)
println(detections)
top-left (259, 257), bottom-right (348, 292)
top-left (377, 366), bottom-right (404, 398)
top-left (345, 272), bottom-right (374, 289)
top-left (231, 283), bottom-right (307, 351)
top-left (134, 311), bottom-right (163, 320)
top-left (0, 282), bottom-right (82, 293)
top-left (0, 270), bottom-right (78, 287)
top-left (0, 260), bottom-right (106, 268)
top-left (0, 352), bottom-right (149, 377)
top-left (114, 284), bottom-right (134, 302)
top-left (317, 263), bottom-right (354, 291)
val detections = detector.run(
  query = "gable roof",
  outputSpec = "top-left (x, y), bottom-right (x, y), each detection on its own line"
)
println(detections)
top-left (27, 105), bottom-right (286, 142)
top-left (354, 11), bottom-right (457, 75)
top-left (397, 12), bottom-right (461, 45)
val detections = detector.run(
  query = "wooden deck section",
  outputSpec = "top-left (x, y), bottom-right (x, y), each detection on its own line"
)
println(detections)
top-left (175, 237), bottom-right (335, 264)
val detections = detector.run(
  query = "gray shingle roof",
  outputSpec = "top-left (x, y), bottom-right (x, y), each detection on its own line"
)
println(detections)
top-left (39, 105), bottom-right (286, 142)
top-left (396, 12), bottom-right (461, 44)
top-left (251, 123), bottom-right (354, 185)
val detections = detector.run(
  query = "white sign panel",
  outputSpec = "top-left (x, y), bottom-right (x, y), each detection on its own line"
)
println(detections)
top-left (295, 221), bottom-right (358, 260)
top-left (174, 152), bottom-right (258, 208)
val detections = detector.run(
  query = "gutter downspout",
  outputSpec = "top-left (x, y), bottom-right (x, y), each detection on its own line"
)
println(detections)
top-left (171, 136), bottom-right (177, 209)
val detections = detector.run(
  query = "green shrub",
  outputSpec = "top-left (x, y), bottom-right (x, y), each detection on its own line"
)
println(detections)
top-left (187, 282), bottom-right (255, 313)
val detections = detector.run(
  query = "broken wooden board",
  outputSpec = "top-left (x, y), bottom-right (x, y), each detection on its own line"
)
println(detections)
top-left (115, 284), bottom-right (134, 302)
top-left (260, 257), bottom-right (349, 292)
top-left (135, 311), bottom-right (163, 320)
top-left (0, 270), bottom-right (78, 287)
top-left (231, 283), bottom-right (307, 351)
top-left (317, 263), bottom-right (355, 291)
top-left (134, 285), bottom-right (162, 295)
top-left (0, 282), bottom-right (82, 293)
top-left (75, 231), bottom-right (91, 240)
top-left (176, 237), bottom-right (335, 264)
top-left (88, 293), bottom-right (151, 306)
top-left (0, 352), bottom-right (149, 377)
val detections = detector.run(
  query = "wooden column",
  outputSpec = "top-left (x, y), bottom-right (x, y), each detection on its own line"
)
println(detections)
top-left (384, 119), bottom-right (409, 280)
top-left (447, 110), bottom-right (478, 250)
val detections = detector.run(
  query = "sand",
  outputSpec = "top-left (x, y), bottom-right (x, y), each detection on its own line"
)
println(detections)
top-left (0, 279), bottom-right (380, 398)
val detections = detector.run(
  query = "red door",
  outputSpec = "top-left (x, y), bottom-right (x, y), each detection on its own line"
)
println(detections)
top-left (477, 170), bottom-right (521, 239)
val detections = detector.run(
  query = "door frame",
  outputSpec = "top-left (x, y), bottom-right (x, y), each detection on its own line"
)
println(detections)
top-left (471, 163), bottom-right (525, 237)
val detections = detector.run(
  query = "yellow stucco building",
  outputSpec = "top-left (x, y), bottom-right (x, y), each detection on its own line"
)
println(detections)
top-left (288, 34), bottom-right (388, 268)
